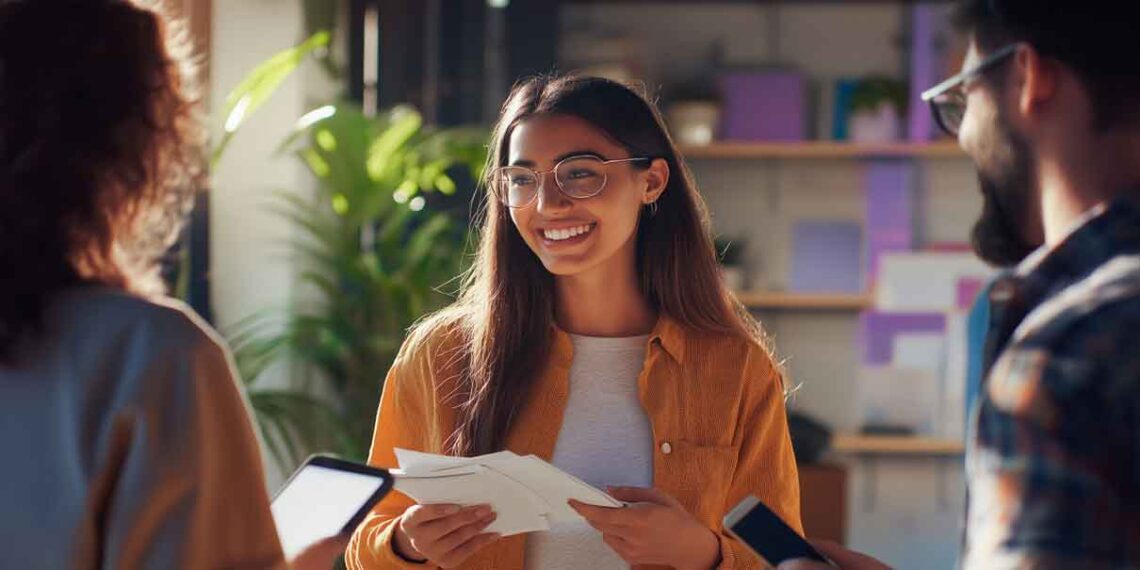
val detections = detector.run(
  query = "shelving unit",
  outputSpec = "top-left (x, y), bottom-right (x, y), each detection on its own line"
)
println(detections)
top-left (680, 141), bottom-right (965, 160)
top-left (734, 291), bottom-right (872, 311)
top-left (546, 3), bottom-right (977, 565)
top-left (831, 433), bottom-right (965, 456)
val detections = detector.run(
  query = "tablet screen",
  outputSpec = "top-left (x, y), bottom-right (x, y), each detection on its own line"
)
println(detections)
top-left (271, 462), bottom-right (390, 559)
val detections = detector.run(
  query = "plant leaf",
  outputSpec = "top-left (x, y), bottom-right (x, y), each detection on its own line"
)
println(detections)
top-left (213, 31), bottom-right (331, 167)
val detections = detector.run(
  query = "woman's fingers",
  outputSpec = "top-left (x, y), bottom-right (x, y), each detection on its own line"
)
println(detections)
top-left (433, 510), bottom-right (498, 553)
top-left (569, 500), bottom-right (635, 527)
top-left (417, 505), bottom-right (494, 542)
top-left (437, 531), bottom-right (501, 568)
top-left (404, 503), bottom-right (462, 527)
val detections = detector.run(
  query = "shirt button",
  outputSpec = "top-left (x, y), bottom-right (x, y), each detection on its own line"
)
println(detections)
top-left (660, 442), bottom-right (672, 455)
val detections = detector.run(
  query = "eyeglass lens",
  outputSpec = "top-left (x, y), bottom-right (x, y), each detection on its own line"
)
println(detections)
top-left (493, 156), bottom-right (609, 207)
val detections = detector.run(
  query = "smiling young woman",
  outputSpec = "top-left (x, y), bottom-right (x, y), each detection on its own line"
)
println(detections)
top-left (346, 75), bottom-right (802, 570)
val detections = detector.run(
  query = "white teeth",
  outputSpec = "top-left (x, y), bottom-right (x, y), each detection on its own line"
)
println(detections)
top-left (543, 224), bottom-right (593, 241)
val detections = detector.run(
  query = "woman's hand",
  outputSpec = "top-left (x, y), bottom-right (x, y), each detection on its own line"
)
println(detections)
top-left (392, 503), bottom-right (501, 568)
top-left (570, 487), bottom-right (720, 570)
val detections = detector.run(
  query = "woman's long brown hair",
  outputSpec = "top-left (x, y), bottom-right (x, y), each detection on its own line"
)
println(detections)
top-left (435, 74), bottom-right (770, 456)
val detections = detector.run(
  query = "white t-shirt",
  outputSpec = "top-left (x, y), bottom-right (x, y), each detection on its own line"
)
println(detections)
top-left (524, 333), bottom-right (654, 570)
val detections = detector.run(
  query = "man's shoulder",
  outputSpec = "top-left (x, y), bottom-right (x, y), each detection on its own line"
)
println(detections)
top-left (998, 255), bottom-right (1140, 408)
top-left (1020, 253), bottom-right (1140, 349)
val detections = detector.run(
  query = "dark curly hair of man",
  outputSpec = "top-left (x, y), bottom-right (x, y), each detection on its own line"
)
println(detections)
top-left (0, 0), bottom-right (206, 361)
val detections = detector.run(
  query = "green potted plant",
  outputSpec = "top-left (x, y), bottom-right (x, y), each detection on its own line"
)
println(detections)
top-left (215, 33), bottom-right (488, 470)
top-left (848, 76), bottom-right (908, 143)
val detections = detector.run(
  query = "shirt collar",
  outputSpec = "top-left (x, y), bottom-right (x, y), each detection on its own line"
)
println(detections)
top-left (549, 312), bottom-right (686, 366)
top-left (997, 194), bottom-right (1140, 315)
top-left (1014, 195), bottom-right (1140, 285)
top-left (648, 313), bottom-right (686, 364)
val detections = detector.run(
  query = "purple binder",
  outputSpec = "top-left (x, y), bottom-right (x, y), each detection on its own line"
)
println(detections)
top-left (719, 71), bottom-right (806, 142)
top-left (864, 161), bottom-right (916, 286)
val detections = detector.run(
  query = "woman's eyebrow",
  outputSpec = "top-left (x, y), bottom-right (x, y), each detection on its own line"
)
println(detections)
top-left (509, 149), bottom-right (605, 167)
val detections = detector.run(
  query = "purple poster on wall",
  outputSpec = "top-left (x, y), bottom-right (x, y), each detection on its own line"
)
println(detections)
top-left (790, 220), bottom-right (863, 293)
top-left (858, 311), bottom-right (947, 365)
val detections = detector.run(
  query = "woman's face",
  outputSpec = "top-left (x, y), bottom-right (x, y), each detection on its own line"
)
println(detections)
top-left (504, 114), bottom-right (667, 278)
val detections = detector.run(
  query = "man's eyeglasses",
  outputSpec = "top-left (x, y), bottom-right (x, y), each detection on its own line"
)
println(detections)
top-left (489, 154), bottom-right (651, 208)
top-left (921, 44), bottom-right (1019, 137)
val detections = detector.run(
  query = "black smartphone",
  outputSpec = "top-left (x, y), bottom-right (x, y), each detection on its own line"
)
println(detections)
top-left (271, 455), bottom-right (394, 559)
top-left (724, 495), bottom-right (834, 567)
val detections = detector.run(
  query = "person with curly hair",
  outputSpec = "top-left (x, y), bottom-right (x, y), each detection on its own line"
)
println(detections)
top-left (0, 1), bottom-right (344, 567)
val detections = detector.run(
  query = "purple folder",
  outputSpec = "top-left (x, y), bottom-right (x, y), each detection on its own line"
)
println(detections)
top-left (790, 221), bottom-right (863, 293)
top-left (908, 4), bottom-right (937, 141)
top-left (864, 161), bottom-right (915, 286)
top-left (719, 71), bottom-right (806, 142)
top-left (859, 311), bottom-right (946, 365)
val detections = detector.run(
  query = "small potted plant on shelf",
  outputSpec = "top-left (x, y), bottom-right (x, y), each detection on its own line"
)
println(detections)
top-left (847, 76), bottom-right (908, 143)
top-left (714, 236), bottom-right (747, 291)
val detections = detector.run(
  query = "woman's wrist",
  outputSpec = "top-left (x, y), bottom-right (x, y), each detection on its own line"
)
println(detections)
top-left (683, 527), bottom-right (722, 570)
top-left (392, 516), bottom-right (428, 563)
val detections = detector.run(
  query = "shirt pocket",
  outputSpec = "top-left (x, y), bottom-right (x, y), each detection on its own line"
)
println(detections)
top-left (657, 440), bottom-right (738, 525)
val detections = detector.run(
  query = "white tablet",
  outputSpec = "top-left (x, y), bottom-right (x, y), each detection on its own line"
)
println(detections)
top-left (271, 455), bottom-right (393, 559)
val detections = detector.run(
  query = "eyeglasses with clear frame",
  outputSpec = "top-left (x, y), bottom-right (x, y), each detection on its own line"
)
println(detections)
top-left (489, 154), bottom-right (652, 208)
top-left (921, 43), bottom-right (1019, 137)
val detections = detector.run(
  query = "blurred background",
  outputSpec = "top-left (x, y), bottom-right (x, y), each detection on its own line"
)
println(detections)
top-left (177, 1), bottom-right (990, 567)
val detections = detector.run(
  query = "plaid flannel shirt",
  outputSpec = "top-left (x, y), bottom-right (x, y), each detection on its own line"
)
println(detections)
top-left (963, 196), bottom-right (1140, 568)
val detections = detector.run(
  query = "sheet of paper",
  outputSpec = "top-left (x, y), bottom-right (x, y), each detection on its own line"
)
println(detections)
top-left (875, 252), bottom-right (994, 311)
top-left (391, 448), bottom-right (624, 536)
top-left (892, 333), bottom-right (945, 376)
top-left (392, 465), bottom-right (551, 536)
top-left (480, 454), bottom-right (622, 523)
top-left (395, 448), bottom-right (518, 474)
top-left (942, 312), bottom-right (968, 440)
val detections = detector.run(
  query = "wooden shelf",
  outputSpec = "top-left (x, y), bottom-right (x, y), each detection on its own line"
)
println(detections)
top-left (831, 434), bottom-right (965, 456)
top-left (734, 291), bottom-right (872, 311)
top-left (680, 141), bottom-right (964, 160)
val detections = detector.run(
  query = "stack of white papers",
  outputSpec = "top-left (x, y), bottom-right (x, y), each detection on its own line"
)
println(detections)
top-left (391, 448), bottom-right (623, 536)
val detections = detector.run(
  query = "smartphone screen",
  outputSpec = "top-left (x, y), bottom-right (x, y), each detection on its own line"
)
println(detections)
top-left (724, 496), bottom-right (831, 566)
top-left (271, 456), bottom-right (393, 559)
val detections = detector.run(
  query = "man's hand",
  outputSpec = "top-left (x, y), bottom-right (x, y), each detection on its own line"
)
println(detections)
top-left (776, 539), bottom-right (891, 570)
top-left (289, 534), bottom-right (350, 570)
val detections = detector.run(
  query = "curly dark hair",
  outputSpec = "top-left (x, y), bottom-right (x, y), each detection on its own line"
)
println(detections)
top-left (0, 0), bottom-right (206, 361)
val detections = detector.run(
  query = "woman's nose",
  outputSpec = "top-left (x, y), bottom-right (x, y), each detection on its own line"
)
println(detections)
top-left (535, 172), bottom-right (572, 215)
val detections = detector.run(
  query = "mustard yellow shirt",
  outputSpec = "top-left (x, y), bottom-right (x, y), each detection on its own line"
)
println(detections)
top-left (346, 314), bottom-right (802, 570)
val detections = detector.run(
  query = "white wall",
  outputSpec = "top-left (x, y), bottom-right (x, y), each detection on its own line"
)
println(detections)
top-left (210, 0), bottom-right (309, 488)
